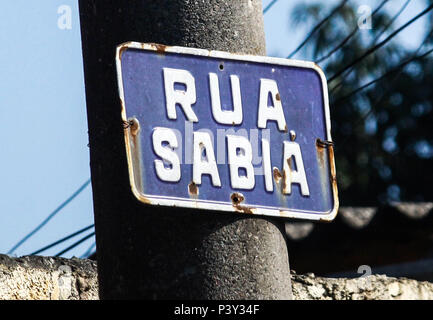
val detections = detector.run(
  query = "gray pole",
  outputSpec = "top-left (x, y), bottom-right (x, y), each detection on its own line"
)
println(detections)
top-left (79, 0), bottom-right (292, 299)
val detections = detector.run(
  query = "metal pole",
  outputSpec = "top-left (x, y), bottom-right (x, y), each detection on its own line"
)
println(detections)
top-left (78, 0), bottom-right (292, 299)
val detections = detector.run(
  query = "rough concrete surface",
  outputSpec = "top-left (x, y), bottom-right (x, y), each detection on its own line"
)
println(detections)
top-left (1, 254), bottom-right (433, 300)
top-left (291, 272), bottom-right (433, 300)
top-left (0, 255), bottom-right (98, 300)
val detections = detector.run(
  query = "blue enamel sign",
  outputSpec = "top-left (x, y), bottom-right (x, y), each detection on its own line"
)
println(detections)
top-left (116, 42), bottom-right (338, 221)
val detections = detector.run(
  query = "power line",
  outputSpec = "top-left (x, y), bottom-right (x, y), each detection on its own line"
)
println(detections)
top-left (337, 29), bottom-right (433, 150)
top-left (372, 0), bottom-right (411, 44)
top-left (55, 231), bottom-right (95, 257)
top-left (30, 224), bottom-right (95, 256)
top-left (81, 241), bottom-right (96, 259)
top-left (330, 0), bottom-right (412, 94)
top-left (335, 26), bottom-right (433, 103)
top-left (333, 47), bottom-right (433, 105)
top-left (263, 0), bottom-right (278, 14)
top-left (315, 0), bottom-right (389, 64)
top-left (328, 3), bottom-right (433, 83)
top-left (7, 178), bottom-right (91, 255)
top-left (287, 0), bottom-right (349, 59)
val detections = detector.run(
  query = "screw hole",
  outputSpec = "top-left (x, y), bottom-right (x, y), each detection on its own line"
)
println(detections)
top-left (219, 63), bottom-right (224, 71)
top-left (230, 192), bottom-right (244, 205)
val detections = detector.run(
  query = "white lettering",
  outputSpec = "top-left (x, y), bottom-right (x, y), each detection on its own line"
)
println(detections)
top-left (152, 127), bottom-right (181, 182)
top-left (209, 73), bottom-right (243, 125)
top-left (163, 68), bottom-right (198, 122)
top-left (193, 131), bottom-right (221, 187)
top-left (261, 138), bottom-right (273, 192)
top-left (282, 141), bottom-right (310, 196)
top-left (227, 135), bottom-right (255, 190)
top-left (257, 79), bottom-right (287, 131)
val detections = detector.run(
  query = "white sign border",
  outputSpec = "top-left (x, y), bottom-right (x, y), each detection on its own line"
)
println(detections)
top-left (115, 42), bottom-right (339, 221)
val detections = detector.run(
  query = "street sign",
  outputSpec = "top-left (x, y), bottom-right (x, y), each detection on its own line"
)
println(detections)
top-left (116, 42), bottom-right (338, 221)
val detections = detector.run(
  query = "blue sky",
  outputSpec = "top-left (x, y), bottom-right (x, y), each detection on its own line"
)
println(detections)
top-left (0, 0), bottom-right (430, 258)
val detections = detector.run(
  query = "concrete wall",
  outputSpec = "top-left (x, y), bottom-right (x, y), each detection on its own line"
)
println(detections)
top-left (1, 254), bottom-right (433, 300)
top-left (0, 255), bottom-right (98, 300)
top-left (291, 272), bottom-right (433, 300)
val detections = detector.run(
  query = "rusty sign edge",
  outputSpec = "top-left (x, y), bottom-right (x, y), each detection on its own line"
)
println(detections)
top-left (115, 41), bottom-right (339, 221)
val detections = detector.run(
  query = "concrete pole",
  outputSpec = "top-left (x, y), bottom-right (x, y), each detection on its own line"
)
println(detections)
top-left (79, 0), bottom-right (292, 299)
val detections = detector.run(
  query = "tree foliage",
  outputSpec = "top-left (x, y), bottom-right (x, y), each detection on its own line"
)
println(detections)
top-left (291, 0), bottom-right (433, 205)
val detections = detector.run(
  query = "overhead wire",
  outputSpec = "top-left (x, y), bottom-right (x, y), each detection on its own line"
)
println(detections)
top-left (287, 0), bottom-right (350, 59)
top-left (330, 0), bottom-right (412, 94)
top-left (55, 232), bottom-right (96, 257)
top-left (263, 0), bottom-right (279, 14)
top-left (315, 0), bottom-right (389, 64)
top-left (372, 0), bottom-right (411, 44)
top-left (337, 27), bottom-right (433, 150)
top-left (7, 178), bottom-right (91, 255)
top-left (333, 47), bottom-right (433, 106)
top-left (328, 3), bottom-right (433, 83)
top-left (30, 224), bottom-right (95, 256)
top-left (81, 242), bottom-right (97, 259)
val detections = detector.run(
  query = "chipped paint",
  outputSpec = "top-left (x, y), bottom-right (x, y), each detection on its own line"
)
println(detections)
top-left (188, 181), bottom-right (199, 197)
top-left (283, 159), bottom-right (293, 195)
top-left (148, 42), bottom-right (169, 55)
top-left (129, 118), bottom-right (140, 136)
top-left (328, 143), bottom-right (339, 202)
top-left (289, 130), bottom-right (296, 141)
top-left (273, 166), bottom-right (290, 208)
top-left (231, 192), bottom-right (255, 214)
top-left (124, 117), bottom-right (150, 204)
top-left (315, 138), bottom-right (339, 222)
top-left (231, 192), bottom-right (245, 205)
top-left (273, 167), bottom-right (282, 183)
top-left (118, 44), bottom-right (129, 61)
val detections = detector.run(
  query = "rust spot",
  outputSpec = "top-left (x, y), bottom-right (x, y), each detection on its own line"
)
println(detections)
top-left (319, 217), bottom-right (333, 223)
top-left (149, 42), bottom-right (168, 54)
top-left (279, 210), bottom-right (289, 217)
top-left (276, 93), bottom-right (281, 101)
top-left (284, 124), bottom-right (288, 133)
top-left (315, 138), bottom-right (339, 218)
top-left (234, 206), bottom-right (254, 214)
top-left (118, 45), bottom-right (129, 60)
top-left (230, 192), bottom-right (254, 214)
top-left (282, 168), bottom-right (288, 194)
top-left (287, 158), bottom-right (292, 170)
top-left (316, 138), bottom-right (336, 194)
top-left (328, 143), bottom-right (339, 198)
top-left (273, 167), bottom-right (282, 182)
top-left (127, 118), bottom-right (140, 136)
top-left (290, 130), bottom-right (296, 141)
top-left (122, 120), bottom-right (131, 129)
top-left (124, 117), bottom-right (145, 200)
top-left (282, 158), bottom-right (294, 194)
top-left (316, 138), bottom-right (334, 148)
top-left (231, 192), bottom-right (245, 205)
top-left (315, 138), bottom-right (327, 170)
top-left (138, 195), bottom-right (151, 205)
top-left (188, 181), bottom-right (199, 196)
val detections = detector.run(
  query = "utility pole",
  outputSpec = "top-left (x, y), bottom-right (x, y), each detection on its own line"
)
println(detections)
top-left (79, 0), bottom-right (292, 299)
